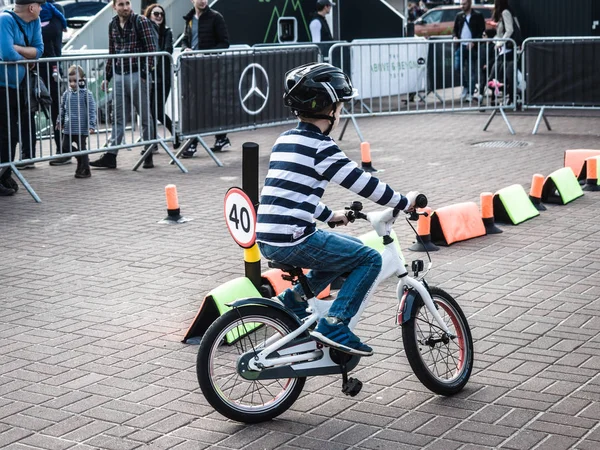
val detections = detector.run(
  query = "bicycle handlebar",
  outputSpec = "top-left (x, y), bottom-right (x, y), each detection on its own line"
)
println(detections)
top-left (327, 194), bottom-right (428, 228)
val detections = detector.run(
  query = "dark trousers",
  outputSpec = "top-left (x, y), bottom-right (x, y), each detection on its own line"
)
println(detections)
top-left (62, 133), bottom-right (89, 170)
top-left (151, 78), bottom-right (173, 135)
top-left (0, 86), bottom-right (36, 180)
top-left (39, 61), bottom-right (62, 151)
top-left (62, 133), bottom-right (88, 154)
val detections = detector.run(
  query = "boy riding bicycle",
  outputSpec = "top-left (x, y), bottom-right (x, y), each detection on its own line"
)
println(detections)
top-left (256, 63), bottom-right (418, 357)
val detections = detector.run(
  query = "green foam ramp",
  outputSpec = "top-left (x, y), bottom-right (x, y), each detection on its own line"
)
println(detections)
top-left (182, 276), bottom-right (261, 344)
top-left (541, 167), bottom-right (584, 205)
top-left (493, 184), bottom-right (540, 225)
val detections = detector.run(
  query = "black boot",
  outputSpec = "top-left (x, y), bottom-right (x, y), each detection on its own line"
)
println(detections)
top-left (90, 153), bottom-right (117, 169)
top-left (1, 175), bottom-right (19, 193)
top-left (0, 182), bottom-right (15, 196)
top-left (143, 153), bottom-right (154, 169)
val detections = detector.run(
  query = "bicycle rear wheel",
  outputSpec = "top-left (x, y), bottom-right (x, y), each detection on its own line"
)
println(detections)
top-left (402, 286), bottom-right (473, 396)
top-left (197, 305), bottom-right (306, 423)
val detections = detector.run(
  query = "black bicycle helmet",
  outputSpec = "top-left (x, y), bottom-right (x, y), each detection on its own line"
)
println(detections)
top-left (283, 63), bottom-right (358, 115)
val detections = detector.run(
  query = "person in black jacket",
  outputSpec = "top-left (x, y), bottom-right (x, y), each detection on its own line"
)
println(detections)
top-left (181, 0), bottom-right (231, 157)
top-left (309, 0), bottom-right (334, 43)
top-left (452, 0), bottom-right (485, 102)
top-left (144, 3), bottom-right (174, 149)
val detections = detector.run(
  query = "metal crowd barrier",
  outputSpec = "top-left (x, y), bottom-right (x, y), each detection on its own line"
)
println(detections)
top-left (0, 52), bottom-right (180, 202)
top-left (522, 37), bottom-right (600, 134)
top-left (175, 44), bottom-right (321, 166)
top-left (328, 37), bottom-right (518, 139)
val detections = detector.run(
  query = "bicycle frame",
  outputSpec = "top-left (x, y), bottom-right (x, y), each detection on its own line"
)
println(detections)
top-left (234, 209), bottom-right (453, 378)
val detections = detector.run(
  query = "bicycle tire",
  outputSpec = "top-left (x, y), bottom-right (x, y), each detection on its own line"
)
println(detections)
top-left (197, 305), bottom-right (307, 423)
top-left (402, 286), bottom-right (473, 396)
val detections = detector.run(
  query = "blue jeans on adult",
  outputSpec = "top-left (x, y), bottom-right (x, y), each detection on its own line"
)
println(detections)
top-left (454, 44), bottom-right (478, 96)
top-left (258, 229), bottom-right (382, 323)
top-left (108, 72), bottom-right (154, 154)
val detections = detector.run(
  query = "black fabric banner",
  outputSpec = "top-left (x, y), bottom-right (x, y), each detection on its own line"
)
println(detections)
top-left (526, 40), bottom-right (600, 107)
top-left (179, 47), bottom-right (319, 136)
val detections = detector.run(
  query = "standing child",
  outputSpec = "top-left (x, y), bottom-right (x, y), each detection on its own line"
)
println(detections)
top-left (256, 63), bottom-right (418, 356)
top-left (56, 65), bottom-right (97, 178)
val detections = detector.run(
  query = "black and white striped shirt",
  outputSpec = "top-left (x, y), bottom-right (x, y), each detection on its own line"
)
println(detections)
top-left (256, 122), bottom-right (408, 246)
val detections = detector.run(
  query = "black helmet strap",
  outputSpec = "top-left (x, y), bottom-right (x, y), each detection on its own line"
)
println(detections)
top-left (295, 105), bottom-right (337, 136)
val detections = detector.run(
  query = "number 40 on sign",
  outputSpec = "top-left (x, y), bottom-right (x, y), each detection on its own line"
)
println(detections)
top-left (224, 187), bottom-right (257, 248)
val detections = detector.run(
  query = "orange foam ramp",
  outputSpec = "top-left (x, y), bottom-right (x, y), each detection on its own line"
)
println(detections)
top-left (262, 268), bottom-right (330, 299)
top-left (430, 202), bottom-right (486, 246)
top-left (564, 149), bottom-right (600, 179)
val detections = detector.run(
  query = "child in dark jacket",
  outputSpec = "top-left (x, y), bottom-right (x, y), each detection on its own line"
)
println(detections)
top-left (56, 65), bottom-right (97, 178)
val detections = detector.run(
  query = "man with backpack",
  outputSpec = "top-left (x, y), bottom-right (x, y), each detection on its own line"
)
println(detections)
top-left (90, 0), bottom-right (157, 169)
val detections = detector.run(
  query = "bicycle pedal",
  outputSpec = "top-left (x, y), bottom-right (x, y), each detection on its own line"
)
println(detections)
top-left (342, 377), bottom-right (362, 397)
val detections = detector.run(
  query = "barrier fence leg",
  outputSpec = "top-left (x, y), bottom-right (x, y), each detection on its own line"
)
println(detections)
top-left (197, 137), bottom-right (224, 167)
top-left (499, 108), bottom-right (516, 135)
top-left (532, 106), bottom-right (550, 135)
top-left (160, 141), bottom-right (188, 173)
top-left (10, 165), bottom-right (41, 203)
top-left (338, 118), bottom-right (350, 141)
top-left (483, 110), bottom-right (497, 131)
top-left (542, 111), bottom-right (552, 132)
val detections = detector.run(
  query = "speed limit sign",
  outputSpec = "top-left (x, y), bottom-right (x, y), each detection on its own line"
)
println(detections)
top-left (224, 188), bottom-right (257, 248)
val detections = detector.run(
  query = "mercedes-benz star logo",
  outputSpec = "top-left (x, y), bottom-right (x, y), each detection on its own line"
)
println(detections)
top-left (239, 63), bottom-right (269, 115)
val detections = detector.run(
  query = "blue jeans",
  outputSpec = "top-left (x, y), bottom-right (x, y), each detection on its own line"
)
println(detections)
top-left (454, 45), bottom-right (478, 95)
top-left (258, 230), bottom-right (382, 323)
top-left (108, 72), bottom-right (154, 154)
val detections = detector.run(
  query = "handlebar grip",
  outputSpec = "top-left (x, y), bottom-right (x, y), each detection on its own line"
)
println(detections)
top-left (415, 194), bottom-right (428, 208)
top-left (328, 220), bottom-right (344, 228)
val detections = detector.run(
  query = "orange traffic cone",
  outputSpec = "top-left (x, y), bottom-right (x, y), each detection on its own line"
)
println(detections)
top-left (360, 142), bottom-right (378, 173)
top-left (480, 192), bottom-right (502, 234)
top-left (528, 174), bottom-right (547, 210)
top-left (160, 184), bottom-right (192, 224)
top-left (583, 157), bottom-right (599, 191)
top-left (409, 207), bottom-right (439, 251)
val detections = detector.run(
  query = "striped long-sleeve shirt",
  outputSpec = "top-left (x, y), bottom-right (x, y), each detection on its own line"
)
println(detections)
top-left (58, 89), bottom-right (97, 136)
top-left (256, 122), bottom-right (408, 246)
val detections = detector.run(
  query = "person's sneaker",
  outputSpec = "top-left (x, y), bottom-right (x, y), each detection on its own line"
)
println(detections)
top-left (460, 87), bottom-right (468, 100)
top-left (181, 146), bottom-right (196, 159)
top-left (0, 183), bottom-right (15, 196)
top-left (49, 157), bottom-right (72, 166)
top-left (211, 137), bottom-right (231, 152)
top-left (1, 176), bottom-right (19, 193)
top-left (277, 289), bottom-right (309, 321)
top-left (90, 154), bottom-right (117, 169)
top-left (311, 317), bottom-right (374, 356)
top-left (17, 162), bottom-right (35, 169)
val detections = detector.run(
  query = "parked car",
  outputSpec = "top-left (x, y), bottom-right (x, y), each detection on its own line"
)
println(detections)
top-left (414, 5), bottom-right (495, 38)
top-left (57, 0), bottom-right (109, 44)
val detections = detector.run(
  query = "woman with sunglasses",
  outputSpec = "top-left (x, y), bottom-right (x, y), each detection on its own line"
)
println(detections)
top-left (144, 4), bottom-right (175, 146)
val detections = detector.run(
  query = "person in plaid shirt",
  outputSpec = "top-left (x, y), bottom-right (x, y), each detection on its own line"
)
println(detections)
top-left (91, 0), bottom-right (157, 169)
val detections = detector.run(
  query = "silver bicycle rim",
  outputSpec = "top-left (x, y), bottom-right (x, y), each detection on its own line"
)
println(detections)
top-left (413, 296), bottom-right (470, 384)
top-left (208, 315), bottom-right (299, 413)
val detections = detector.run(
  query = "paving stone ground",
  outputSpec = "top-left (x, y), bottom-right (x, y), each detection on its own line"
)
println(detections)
top-left (1, 109), bottom-right (600, 450)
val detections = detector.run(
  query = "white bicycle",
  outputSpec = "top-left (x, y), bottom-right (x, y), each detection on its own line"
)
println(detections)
top-left (197, 195), bottom-right (474, 423)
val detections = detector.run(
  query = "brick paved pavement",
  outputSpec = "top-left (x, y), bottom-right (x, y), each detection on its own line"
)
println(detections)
top-left (1, 109), bottom-right (599, 449)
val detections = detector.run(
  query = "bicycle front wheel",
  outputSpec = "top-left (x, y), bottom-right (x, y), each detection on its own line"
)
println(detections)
top-left (402, 286), bottom-right (473, 396)
top-left (197, 305), bottom-right (306, 423)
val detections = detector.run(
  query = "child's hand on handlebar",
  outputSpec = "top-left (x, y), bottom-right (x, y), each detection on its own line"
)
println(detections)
top-left (327, 210), bottom-right (350, 227)
top-left (403, 191), bottom-right (420, 212)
